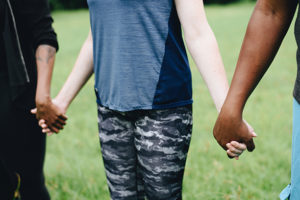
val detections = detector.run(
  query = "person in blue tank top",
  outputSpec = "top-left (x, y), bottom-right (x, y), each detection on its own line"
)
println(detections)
top-left (34, 0), bottom-right (252, 199)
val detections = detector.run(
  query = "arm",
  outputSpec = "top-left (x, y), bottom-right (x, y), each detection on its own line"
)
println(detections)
top-left (213, 0), bottom-right (298, 151)
top-left (22, 0), bottom-right (65, 132)
top-left (54, 30), bottom-right (94, 112)
top-left (38, 30), bottom-right (94, 134)
top-left (34, 45), bottom-right (67, 133)
top-left (175, 0), bottom-right (248, 158)
top-left (175, 0), bottom-right (229, 112)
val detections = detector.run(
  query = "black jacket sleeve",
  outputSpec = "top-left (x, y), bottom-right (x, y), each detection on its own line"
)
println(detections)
top-left (17, 0), bottom-right (59, 51)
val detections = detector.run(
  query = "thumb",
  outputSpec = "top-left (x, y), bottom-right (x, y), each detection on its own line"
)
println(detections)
top-left (243, 120), bottom-right (257, 138)
top-left (31, 108), bottom-right (37, 114)
top-left (243, 120), bottom-right (254, 132)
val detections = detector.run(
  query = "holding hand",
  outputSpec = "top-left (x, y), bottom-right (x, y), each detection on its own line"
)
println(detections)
top-left (31, 98), bottom-right (67, 135)
top-left (213, 108), bottom-right (257, 158)
top-left (226, 141), bottom-right (246, 160)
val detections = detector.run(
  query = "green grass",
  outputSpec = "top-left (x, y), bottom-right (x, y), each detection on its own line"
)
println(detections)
top-left (46, 2), bottom-right (296, 199)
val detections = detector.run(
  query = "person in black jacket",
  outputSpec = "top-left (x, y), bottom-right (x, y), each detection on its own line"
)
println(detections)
top-left (0, 0), bottom-right (66, 199)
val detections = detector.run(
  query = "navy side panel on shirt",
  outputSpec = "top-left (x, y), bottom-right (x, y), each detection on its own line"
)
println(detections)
top-left (152, 3), bottom-right (192, 109)
top-left (88, 0), bottom-right (192, 111)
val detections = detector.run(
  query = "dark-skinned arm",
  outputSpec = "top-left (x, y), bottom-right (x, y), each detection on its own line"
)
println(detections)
top-left (34, 45), bottom-right (67, 133)
top-left (22, 0), bottom-right (66, 133)
top-left (38, 30), bottom-right (94, 135)
top-left (213, 0), bottom-right (298, 153)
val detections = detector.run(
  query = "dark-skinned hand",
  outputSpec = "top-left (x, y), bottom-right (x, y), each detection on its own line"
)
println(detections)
top-left (213, 109), bottom-right (257, 156)
top-left (31, 99), bottom-right (67, 135)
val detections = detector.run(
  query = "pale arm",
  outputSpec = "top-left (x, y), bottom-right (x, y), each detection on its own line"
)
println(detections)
top-left (175, 0), bottom-right (228, 112)
top-left (37, 30), bottom-right (94, 134)
top-left (175, 0), bottom-right (248, 158)
top-left (55, 30), bottom-right (94, 111)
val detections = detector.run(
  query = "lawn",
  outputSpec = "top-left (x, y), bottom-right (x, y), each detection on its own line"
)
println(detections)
top-left (45, 2), bottom-right (297, 199)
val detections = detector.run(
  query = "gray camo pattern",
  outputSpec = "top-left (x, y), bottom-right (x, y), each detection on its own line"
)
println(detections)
top-left (97, 105), bottom-right (193, 200)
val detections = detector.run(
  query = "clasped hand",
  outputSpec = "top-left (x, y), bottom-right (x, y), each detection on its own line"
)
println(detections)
top-left (214, 109), bottom-right (257, 159)
top-left (30, 98), bottom-right (255, 160)
top-left (31, 99), bottom-right (67, 135)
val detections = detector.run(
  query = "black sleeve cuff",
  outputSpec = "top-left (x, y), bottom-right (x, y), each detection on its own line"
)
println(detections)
top-left (35, 38), bottom-right (59, 53)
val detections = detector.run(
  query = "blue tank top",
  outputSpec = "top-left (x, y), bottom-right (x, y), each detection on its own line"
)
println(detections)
top-left (88, 0), bottom-right (193, 111)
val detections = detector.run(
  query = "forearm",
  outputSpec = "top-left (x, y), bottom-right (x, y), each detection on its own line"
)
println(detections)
top-left (223, 0), bottom-right (297, 115)
top-left (55, 33), bottom-right (94, 110)
top-left (186, 26), bottom-right (229, 112)
top-left (176, 0), bottom-right (229, 112)
top-left (35, 45), bottom-right (56, 105)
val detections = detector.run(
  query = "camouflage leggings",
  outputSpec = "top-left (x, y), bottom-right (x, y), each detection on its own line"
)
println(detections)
top-left (97, 104), bottom-right (193, 200)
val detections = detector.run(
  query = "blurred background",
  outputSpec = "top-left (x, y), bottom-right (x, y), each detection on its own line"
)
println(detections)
top-left (46, 0), bottom-right (296, 199)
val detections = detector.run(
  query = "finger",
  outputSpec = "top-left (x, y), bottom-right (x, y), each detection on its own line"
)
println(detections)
top-left (248, 126), bottom-right (254, 133)
top-left (49, 125), bottom-right (59, 134)
top-left (226, 143), bottom-right (243, 154)
top-left (245, 138), bottom-right (255, 152)
top-left (227, 154), bottom-right (234, 159)
top-left (41, 123), bottom-right (48, 129)
top-left (243, 120), bottom-right (254, 132)
top-left (58, 114), bottom-right (68, 121)
top-left (52, 123), bottom-right (64, 130)
top-left (40, 123), bottom-right (48, 128)
top-left (47, 132), bottom-right (54, 136)
top-left (230, 141), bottom-right (246, 151)
top-left (227, 150), bottom-right (239, 158)
top-left (243, 120), bottom-right (257, 137)
top-left (42, 128), bottom-right (51, 133)
top-left (56, 118), bottom-right (67, 126)
top-left (31, 108), bottom-right (37, 114)
top-left (39, 119), bottom-right (46, 126)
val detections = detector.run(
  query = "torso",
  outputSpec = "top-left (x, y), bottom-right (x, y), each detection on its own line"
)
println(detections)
top-left (87, 0), bottom-right (193, 111)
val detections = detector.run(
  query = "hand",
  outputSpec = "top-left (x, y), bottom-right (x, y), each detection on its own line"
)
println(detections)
top-left (226, 120), bottom-right (254, 159)
top-left (226, 141), bottom-right (246, 160)
top-left (31, 98), bottom-right (67, 135)
top-left (213, 109), bottom-right (257, 155)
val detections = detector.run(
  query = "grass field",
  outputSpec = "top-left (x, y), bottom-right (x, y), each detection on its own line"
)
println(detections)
top-left (45, 2), bottom-right (297, 199)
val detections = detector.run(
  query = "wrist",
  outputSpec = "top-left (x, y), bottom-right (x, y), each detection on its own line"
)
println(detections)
top-left (35, 94), bottom-right (51, 106)
top-left (54, 95), bottom-right (69, 112)
top-left (220, 102), bottom-right (243, 119)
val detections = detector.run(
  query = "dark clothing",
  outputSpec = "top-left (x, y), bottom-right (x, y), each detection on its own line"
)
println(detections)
top-left (294, 4), bottom-right (300, 103)
top-left (0, 0), bottom-right (58, 199)
top-left (0, 1), bottom-right (6, 74)
top-left (0, 36), bottom-right (6, 75)
top-left (2, 0), bottom-right (58, 110)
top-left (0, 159), bottom-right (17, 200)
top-left (0, 75), bottom-right (50, 200)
